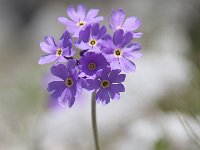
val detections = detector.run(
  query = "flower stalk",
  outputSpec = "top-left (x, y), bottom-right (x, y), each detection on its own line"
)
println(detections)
top-left (91, 92), bottom-right (100, 150)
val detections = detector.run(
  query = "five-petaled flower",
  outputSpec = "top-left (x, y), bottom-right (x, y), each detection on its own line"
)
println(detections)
top-left (79, 52), bottom-right (109, 77)
top-left (75, 23), bottom-right (107, 53)
top-left (86, 68), bottom-right (126, 104)
top-left (109, 8), bottom-right (142, 38)
top-left (39, 31), bottom-right (75, 64)
top-left (47, 59), bottom-right (80, 108)
top-left (58, 5), bottom-right (104, 37)
top-left (101, 29), bottom-right (142, 73)
top-left (39, 4), bottom-right (142, 108)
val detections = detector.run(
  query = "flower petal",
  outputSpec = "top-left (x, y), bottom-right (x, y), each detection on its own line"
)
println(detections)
top-left (119, 56), bottom-right (136, 72)
top-left (120, 32), bottom-right (133, 48)
top-left (51, 64), bottom-right (68, 80)
top-left (77, 4), bottom-right (86, 20)
top-left (123, 43), bottom-right (142, 59)
top-left (111, 83), bottom-right (125, 92)
top-left (132, 32), bottom-right (143, 38)
top-left (91, 23), bottom-right (99, 37)
top-left (113, 29), bottom-right (124, 46)
top-left (38, 55), bottom-right (57, 64)
top-left (86, 9), bottom-right (99, 20)
top-left (109, 58), bottom-right (121, 70)
top-left (109, 69), bottom-right (121, 78)
top-left (123, 17), bottom-right (141, 31)
top-left (58, 17), bottom-right (76, 27)
top-left (65, 89), bottom-right (75, 108)
top-left (79, 25), bottom-right (91, 42)
top-left (67, 5), bottom-right (78, 22)
top-left (48, 81), bottom-right (65, 92)
top-left (57, 88), bottom-right (68, 107)
top-left (87, 16), bottom-right (104, 24)
top-left (97, 25), bottom-right (107, 39)
top-left (48, 81), bottom-right (66, 99)
top-left (75, 41), bottom-right (90, 50)
top-left (40, 42), bottom-right (56, 53)
top-left (110, 9), bottom-right (125, 27)
top-left (86, 79), bottom-right (100, 90)
top-left (96, 88), bottom-right (110, 104)
top-left (45, 36), bottom-right (56, 47)
top-left (67, 59), bottom-right (77, 70)
top-left (109, 91), bottom-right (120, 100)
top-left (57, 56), bottom-right (67, 63)
top-left (110, 73), bottom-right (126, 83)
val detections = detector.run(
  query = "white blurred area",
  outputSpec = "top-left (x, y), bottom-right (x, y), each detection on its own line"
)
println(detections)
top-left (0, 0), bottom-right (200, 150)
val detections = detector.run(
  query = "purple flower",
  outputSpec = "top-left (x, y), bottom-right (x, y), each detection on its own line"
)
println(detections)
top-left (86, 68), bottom-right (126, 104)
top-left (38, 31), bottom-right (75, 65)
top-left (75, 23), bottom-right (107, 53)
top-left (58, 5), bottom-right (104, 37)
top-left (109, 9), bottom-right (142, 38)
top-left (47, 59), bottom-right (79, 108)
top-left (79, 52), bottom-right (109, 77)
top-left (101, 29), bottom-right (142, 73)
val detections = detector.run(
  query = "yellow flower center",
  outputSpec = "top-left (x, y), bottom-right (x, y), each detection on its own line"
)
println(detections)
top-left (116, 26), bottom-right (125, 31)
top-left (88, 62), bottom-right (96, 70)
top-left (56, 48), bottom-right (63, 57)
top-left (101, 80), bottom-right (110, 88)
top-left (114, 48), bottom-right (123, 57)
top-left (65, 78), bottom-right (73, 87)
top-left (77, 21), bottom-right (86, 27)
top-left (89, 39), bottom-right (97, 47)
top-left (116, 26), bottom-right (122, 30)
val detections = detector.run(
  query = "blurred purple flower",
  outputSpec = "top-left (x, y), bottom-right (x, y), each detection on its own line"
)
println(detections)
top-left (47, 59), bottom-right (80, 108)
top-left (86, 68), bottom-right (126, 104)
top-left (79, 52), bottom-right (109, 77)
top-left (109, 9), bottom-right (142, 38)
top-left (75, 23), bottom-right (107, 53)
top-left (101, 29), bottom-right (142, 73)
top-left (38, 31), bottom-right (75, 65)
top-left (58, 5), bottom-right (104, 37)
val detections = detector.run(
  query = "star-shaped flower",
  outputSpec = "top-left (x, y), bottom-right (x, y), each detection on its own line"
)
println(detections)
top-left (86, 68), bottom-right (126, 104)
top-left (75, 23), bottom-right (107, 53)
top-left (79, 52), bottom-right (109, 77)
top-left (109, 9), bottom-right (142, 38)
top-left (38, 31), bottom-right (75, 65)
top-left (58, 5), bottom-right (104, 37)
top-left (47, 59), bottom-right (80, 108)
top-left (101, 29), bottom-right (142, 73)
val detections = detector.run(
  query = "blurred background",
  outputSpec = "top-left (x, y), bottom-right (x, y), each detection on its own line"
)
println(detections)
top-left (0, 0), bottom-right (200, 149)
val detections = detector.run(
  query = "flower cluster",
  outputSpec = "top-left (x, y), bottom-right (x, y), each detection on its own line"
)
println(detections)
top-left (39, 5), bottom-right (142, 108)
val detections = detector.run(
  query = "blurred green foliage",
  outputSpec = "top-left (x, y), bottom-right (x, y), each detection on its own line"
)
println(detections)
top-left (158, 15), bottom-right (200, 116)
top-left (154, 138), bottom-right (169, 150)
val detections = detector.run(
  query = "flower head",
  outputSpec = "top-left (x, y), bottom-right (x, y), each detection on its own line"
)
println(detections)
top-left (109, 9), bottom-right (142, 38)
top-left (75, 23), bottom-right (107, 53)
top-left (101, 29), bottom-right (142, 73)
top-left (79, 52), bottom-right (109, 77)
top-left (86, 68), bottom-right (126, 104)
top-left (39, 5), bottom-right (142, 108)
top-left (47, 59), bottom-right (80, 108)
top-left (58, 5), bottom-right (104, 37)
top-left (38, 31), bottom-right (75, 65)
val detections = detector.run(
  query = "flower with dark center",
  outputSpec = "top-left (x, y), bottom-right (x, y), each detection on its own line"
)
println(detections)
top-left (79, 52), bottom-right (109, 77)
top-left (75, 23), bottom-right (107, 53)
top-left (101, 29), bottom-right (142, 73)
top-left (109, 9), bottom-right (142, 38)
top-left (58, 5), bottom-right (104, 37)
top-left (86, 68), bottom-right (126, 104)
top-left (38, 31), bottom-right (75, 65)
top-left (47, 59), bottom-right (80, 108)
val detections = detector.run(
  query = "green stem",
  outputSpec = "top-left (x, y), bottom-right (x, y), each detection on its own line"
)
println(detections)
top-left (91, 92), bottom-right (100, 150)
